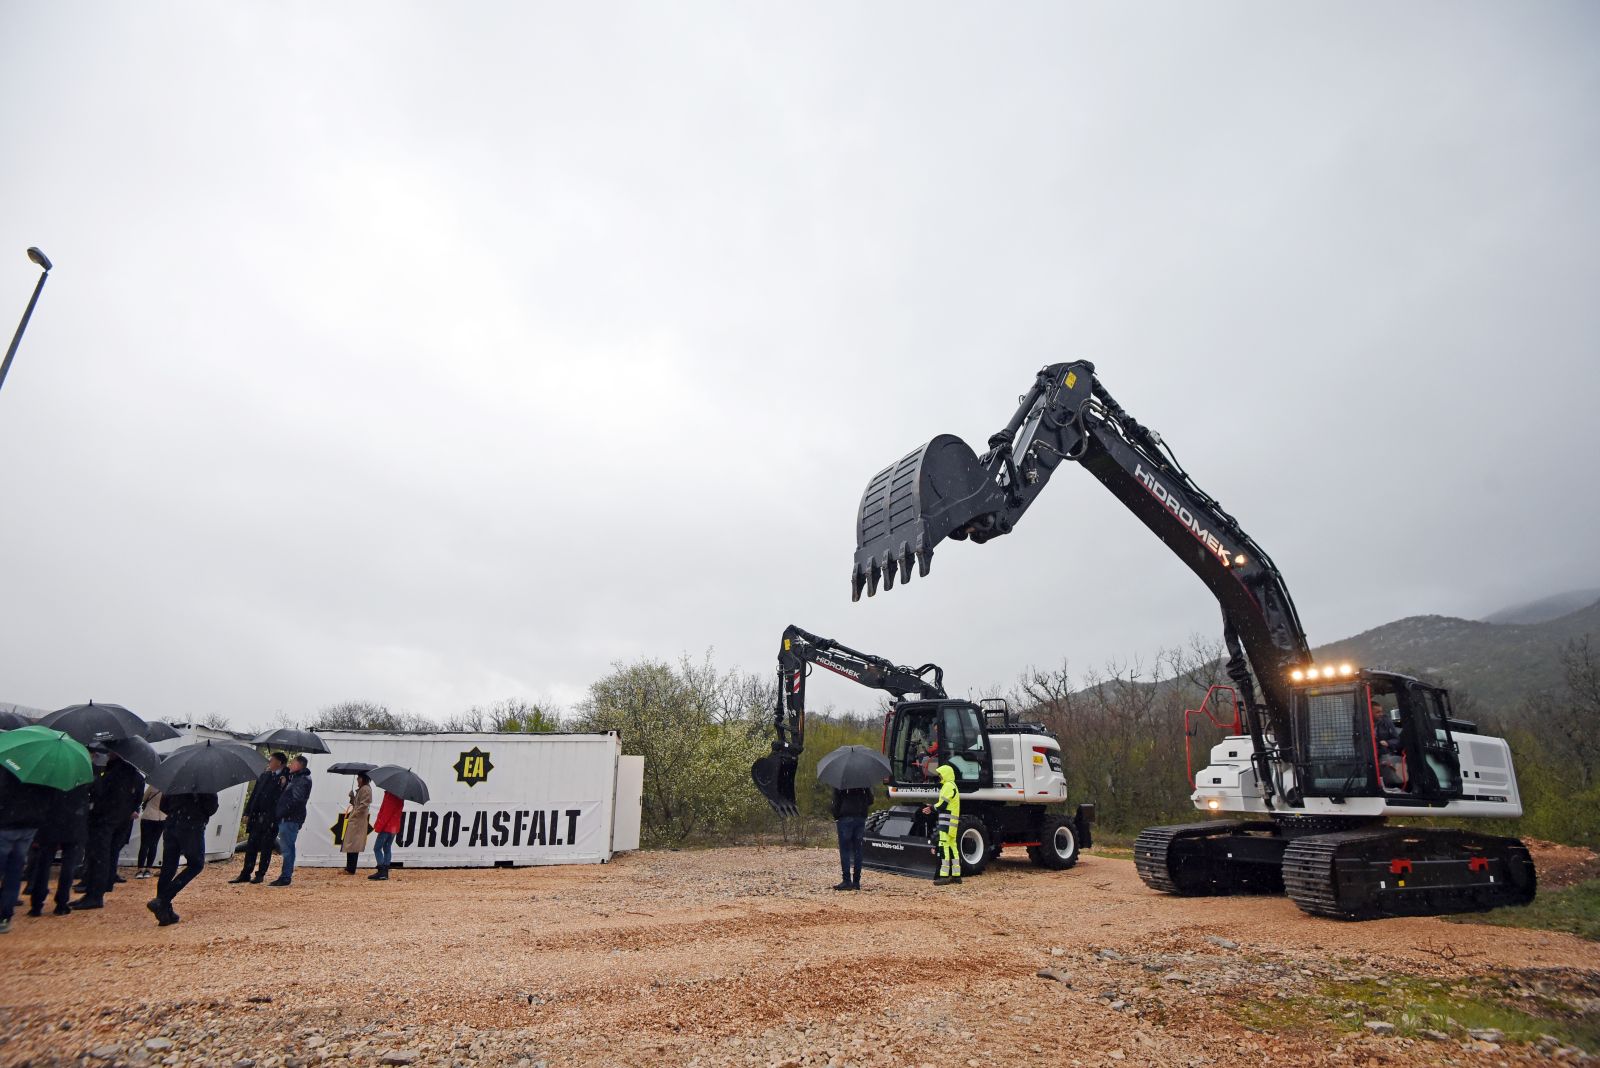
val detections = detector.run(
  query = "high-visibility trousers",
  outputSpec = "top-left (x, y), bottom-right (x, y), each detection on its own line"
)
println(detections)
top-left (937, 814), bottom-right (958, 879)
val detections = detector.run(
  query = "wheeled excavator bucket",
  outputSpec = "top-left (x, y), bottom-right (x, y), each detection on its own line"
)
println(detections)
top-left (751, 745), bottom-right (800, 818)
top-left (861, 807), bottom-right (942, 878)
top-left (852, 434), bottom-right (1005, 600)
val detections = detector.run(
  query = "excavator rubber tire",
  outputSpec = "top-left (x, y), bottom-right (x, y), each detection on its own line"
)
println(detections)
top-left (956, 816), bottom-right (992, 877)
top-left (1282, 828), bottom-right (1538, 920)
top-left (1029, 813), bottom-right (1080, 870)
top-left (1134, 820), bottom-right (1286, 896)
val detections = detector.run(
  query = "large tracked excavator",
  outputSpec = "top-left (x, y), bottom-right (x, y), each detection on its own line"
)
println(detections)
top-left (851, 362), bottom-right (1535, 919)
top-left (751, 625), bottom-right (1094, 878)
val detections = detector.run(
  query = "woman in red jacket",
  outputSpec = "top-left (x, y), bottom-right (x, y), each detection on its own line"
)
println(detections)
top-left (368, 790), bottom-right (404, 881)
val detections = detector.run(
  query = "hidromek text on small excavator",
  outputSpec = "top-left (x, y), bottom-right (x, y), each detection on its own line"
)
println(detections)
top-left (850, 361), bottom-right (1536, 919)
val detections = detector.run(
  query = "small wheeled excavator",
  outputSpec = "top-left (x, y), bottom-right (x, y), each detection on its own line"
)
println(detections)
top-left (751, 625), bottom-right (1094, 878)
top-left (851, 362), bottom-right (1536, 919)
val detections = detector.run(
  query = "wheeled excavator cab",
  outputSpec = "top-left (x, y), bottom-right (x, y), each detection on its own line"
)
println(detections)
top-left (884, 700), bottom-right (993, 790)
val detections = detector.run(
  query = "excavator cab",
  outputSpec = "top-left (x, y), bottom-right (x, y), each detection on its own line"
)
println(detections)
top-left (1288, 668), bottom-right (1464, 803)
top-left (885, 700), bottom-right (992, 789)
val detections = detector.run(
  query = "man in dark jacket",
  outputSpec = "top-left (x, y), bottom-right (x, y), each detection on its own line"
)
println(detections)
top-left (0, 769), bottom-right (55, 933)
top-left (72, 752), bottom-right (144, 910)
top-left (269, 757), bottom-right (312, 887)
top-left (830, 785), bottom-right (874, 891)
top-left (27, 783), bottom-right (89, 917)
top-left (148, 792), bottom-right (218, 926)
top-left (232, 753), bottom-right (287, 884)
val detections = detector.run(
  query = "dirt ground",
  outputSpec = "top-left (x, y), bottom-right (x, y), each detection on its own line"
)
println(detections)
top-left (2, 843), bottom-right (1596, 1068)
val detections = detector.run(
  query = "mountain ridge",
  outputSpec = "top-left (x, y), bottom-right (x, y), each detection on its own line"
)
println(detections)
top-left (1313, 597), bottom-right (1600, 711)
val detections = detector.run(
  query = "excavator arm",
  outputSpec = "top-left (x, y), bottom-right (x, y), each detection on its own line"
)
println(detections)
top-left (851, 362), bottom-right (1312, 792)
top-left (751, 624), bottom-right (945, 816)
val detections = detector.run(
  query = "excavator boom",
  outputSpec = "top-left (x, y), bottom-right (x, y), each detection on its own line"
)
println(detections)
top-left (750, 624), bottom-right (944, 816)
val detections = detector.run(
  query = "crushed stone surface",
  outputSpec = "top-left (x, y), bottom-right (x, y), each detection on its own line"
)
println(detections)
top-left (1, 843), bottom-right (1595, 1067)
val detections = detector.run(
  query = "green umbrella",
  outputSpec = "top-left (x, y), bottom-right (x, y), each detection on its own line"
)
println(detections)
top-left (0, 725), bottom-right (94, 790)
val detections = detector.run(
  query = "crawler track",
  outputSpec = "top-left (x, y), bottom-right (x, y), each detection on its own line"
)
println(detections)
top-left (1283, 827), bottom-right (1538, 920)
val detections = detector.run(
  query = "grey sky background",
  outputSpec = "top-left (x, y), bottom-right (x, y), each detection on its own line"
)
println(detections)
top-left (2, 3), bottom-right (1597, 725)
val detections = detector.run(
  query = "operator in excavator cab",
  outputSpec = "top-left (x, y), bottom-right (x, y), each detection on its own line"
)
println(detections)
top-left (922, 764), bottom-right (961, 886)
top-left (1372, 697), bottom-right (1407, 791)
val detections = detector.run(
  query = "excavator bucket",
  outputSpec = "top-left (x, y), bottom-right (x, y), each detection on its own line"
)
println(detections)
top-left (751, 745), bottom-right (800, 818)
top-left (861, 807), bottom-right (942, 878)
top-left (852, 434), bottom-right (1005, 600)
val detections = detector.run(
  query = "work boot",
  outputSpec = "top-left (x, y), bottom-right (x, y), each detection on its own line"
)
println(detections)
top-left (250, 873), bottom-right (265, 884)
top-left (833, 880), bottom-right (852, 891)
top-left (52, 903), bottom-right (72, 916)
top-left (367, 868), bottom-right (388, 881)
top-left (69, 896), bottom-right (104, 910)
top-left (27, 902), bottom-right (43, 917)
top-left (268, 877), bottom-right (291, 887)
top-left (228, 872), bottom-right (252, 884)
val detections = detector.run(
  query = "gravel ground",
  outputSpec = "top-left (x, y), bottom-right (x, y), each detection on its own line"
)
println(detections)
top-left (2, 843), bottom-right (1596, 1067)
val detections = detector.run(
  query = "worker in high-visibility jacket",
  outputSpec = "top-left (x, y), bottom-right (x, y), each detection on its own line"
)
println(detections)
top-left (922, 763), bottom-right (961, 885)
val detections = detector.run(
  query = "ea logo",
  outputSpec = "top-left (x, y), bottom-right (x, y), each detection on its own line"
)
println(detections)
top-left (454, 746), bottom-right (493, 787)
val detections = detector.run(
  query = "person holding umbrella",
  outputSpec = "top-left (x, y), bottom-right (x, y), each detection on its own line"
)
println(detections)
top-left (815, 745), bottom-right (890, 892)
top-left (0, 725), bottom-right (94, 928)
top-left (148, 791), bottom-right (217, 926)
top-left (0, 768), bottom-right (55, 932)
top-left (72, 750), bottom-right (144, 910)
top-left (365, 765), bottom-right (428, 882)
top-left (134, 786), bottom-right (165, 880)
top-left (232, 753), bottom-right (287, 884)
top-left (342, 772), bottom-right (372, 875)
top-left (144, 738), bottom-right (266, 924)
top-left (269, 755), bottom-right (313, 887)
top-left (26, 782), bottom-right (90, 917)
top-left (368, 787), bottom-right (403, 881)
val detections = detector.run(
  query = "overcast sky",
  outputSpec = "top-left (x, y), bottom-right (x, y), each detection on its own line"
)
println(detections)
top-left (2, 3), bottom-right (1596, 725)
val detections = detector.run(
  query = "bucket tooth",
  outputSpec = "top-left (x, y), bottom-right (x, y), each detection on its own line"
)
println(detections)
top-left (882, 559), bottom-right (896, 591)
top-left (897, 547), bottom-right (913, 585)
top-left (917, 542), bottom-right (933, 578)
top-left (851, 564), bottom-right (867, 603)
top-left (866, 562), bottom-right (881, 598)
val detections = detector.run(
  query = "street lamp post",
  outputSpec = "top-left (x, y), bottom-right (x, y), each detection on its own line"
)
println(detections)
top-left (0, 247), bottom-right (55, 399)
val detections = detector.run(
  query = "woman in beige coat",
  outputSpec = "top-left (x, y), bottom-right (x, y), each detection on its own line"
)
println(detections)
top-left (342, 773), bottom-right (372, 874)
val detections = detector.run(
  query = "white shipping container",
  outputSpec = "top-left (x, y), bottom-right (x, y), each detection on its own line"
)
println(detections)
top-left (288, 731), bottom-right (643, 868)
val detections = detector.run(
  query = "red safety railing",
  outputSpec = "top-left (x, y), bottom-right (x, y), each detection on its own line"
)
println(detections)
top-left (1184, 685), bottom-right (1243, 787)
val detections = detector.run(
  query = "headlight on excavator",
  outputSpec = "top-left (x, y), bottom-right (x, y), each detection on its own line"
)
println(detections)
top-left (1206, 797), bottom-right (1221, 811)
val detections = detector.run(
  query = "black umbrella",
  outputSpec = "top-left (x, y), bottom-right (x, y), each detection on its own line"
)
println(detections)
top-left (327, 761), bottom-right (378, 775)
top-left (106, 734), bottom-right (162, 776)
top-left (142, 721), bottom-right (182, 742)
top-left (251, 727), bottom-right (330, 754)
top-left (369, 764), bottom-right (429, 804)
top-left (816, 745), bottom-right (893, 790)
top-left (38, 702), bottom-right (148, 745)
top-left (0, 709), bottom-right (33, 731)
top-left (148, 740), bottom-right (266, 794)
